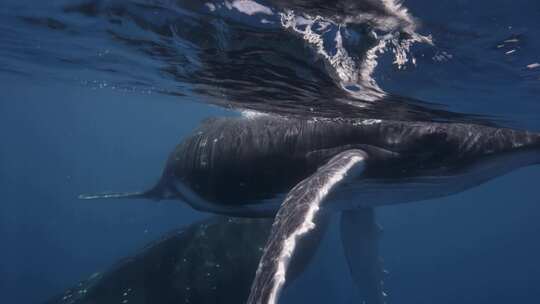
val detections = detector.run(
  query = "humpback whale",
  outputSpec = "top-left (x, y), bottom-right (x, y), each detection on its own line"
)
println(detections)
top-left (46, 216), bottom-right (329, 304)
top-left (45, 217), bottom-right (272, 304)
top-left (80, 114), bottom-right (540, 303)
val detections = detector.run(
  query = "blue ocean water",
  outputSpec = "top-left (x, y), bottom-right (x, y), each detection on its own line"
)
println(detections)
top-left (1, 1), bottom-right (539, 304)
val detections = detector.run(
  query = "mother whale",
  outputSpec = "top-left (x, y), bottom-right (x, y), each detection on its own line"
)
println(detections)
top-left (81, 114), bottom-right (540, 304)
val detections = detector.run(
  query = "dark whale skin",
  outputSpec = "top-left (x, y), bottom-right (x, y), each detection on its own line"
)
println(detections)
top-left (161, 115), bottom-right (540, 209)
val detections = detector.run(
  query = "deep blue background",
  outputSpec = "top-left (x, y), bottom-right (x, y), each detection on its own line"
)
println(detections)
top-left (1, 0), bottom-right (540, 303)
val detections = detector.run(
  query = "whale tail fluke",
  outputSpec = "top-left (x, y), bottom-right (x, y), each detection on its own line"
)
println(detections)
top-left (78, 191), bottom-right (150, 200)
top-left (78, 181), bottom-right (174, 201)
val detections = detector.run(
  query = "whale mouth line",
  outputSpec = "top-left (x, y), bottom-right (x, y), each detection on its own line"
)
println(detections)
top-left (171, 179), bottom-right (281, 217)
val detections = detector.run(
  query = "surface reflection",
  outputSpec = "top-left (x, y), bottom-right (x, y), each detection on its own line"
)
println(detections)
top-left (3, 0), bottom-right (500, 124)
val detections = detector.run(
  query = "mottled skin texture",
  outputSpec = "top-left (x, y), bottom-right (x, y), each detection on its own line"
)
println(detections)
top-left (45, 216), bottom-right (329, 304)
top-left (152, 115), bottom-right (539, 213)
top-left (45, 217), bottom-right (273, 304)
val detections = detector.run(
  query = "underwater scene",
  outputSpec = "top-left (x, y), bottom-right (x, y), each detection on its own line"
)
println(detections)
top-left (1, 0), bottom-right (540, 303)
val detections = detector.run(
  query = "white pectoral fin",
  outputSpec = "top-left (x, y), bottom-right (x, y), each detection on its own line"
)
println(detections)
top-left (247, 150), bottom-right (368, 304)
top-left (341, 208), bottom-right (386, 304)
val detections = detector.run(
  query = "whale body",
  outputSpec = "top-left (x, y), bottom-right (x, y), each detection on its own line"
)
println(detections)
top-left (80, 114), bottom-right (540, 304)
top-left (81, 115), bottom-right (540, 216)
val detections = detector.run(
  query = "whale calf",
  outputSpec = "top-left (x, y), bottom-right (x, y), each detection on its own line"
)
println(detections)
top-left (81, 114), bottom-right (540, 303)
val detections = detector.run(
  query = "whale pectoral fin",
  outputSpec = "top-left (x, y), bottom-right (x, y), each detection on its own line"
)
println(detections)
top-left (247, 149), bottom-right (368, 304)
top-left (341, 208), bottom-right (386, 304)
top-left (285, 213), bottom-right (331, 285)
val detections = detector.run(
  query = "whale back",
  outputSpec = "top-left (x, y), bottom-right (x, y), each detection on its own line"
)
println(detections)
top-left (165, 116), bottom-right (540, 206)
top-left (167, 116), bottom-right (361, 205)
